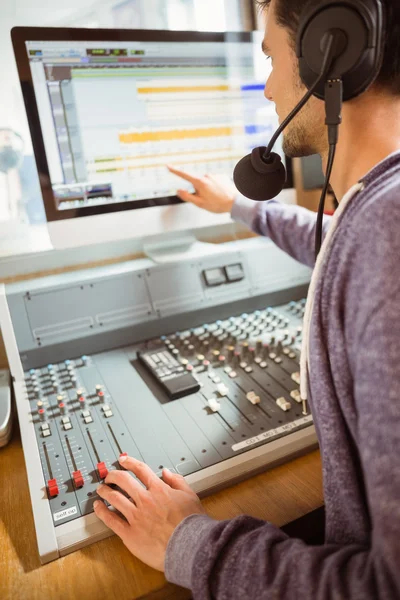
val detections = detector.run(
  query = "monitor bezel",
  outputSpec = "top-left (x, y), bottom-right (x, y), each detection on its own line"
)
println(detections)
top-left (12, 26), bottom-right (294, 223)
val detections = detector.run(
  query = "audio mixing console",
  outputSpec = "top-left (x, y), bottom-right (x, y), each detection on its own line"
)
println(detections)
top-left (0, 238), bottom-right (317, 563)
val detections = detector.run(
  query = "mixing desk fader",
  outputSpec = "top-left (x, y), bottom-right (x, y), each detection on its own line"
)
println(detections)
top-left (1, 238), bottom-right (317, 563)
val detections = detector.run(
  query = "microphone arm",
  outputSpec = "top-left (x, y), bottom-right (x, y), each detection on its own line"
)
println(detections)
top-left (264, 32), bottom-right (338, 160)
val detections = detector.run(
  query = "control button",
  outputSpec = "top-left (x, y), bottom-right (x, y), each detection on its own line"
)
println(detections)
top-left (37, 401), bottom-right (44, 409)
top-left (203, 267), bottom-right (227, 287)
top-left (73, 470), bottom-right (84, 489)
top-left (104, 410), bottom-right (113, 418)
top-left (38, 408), bottom-right (46, 421)
top-left (260, 361), bottom-right (268, 369)
top-left (59, 403), bottom-right (67, 415)
top-left (61, 417), bottom-right (70, 425)
top-left (97, 462), bottom-right (108, 480)
top-left (57, 394), bottom-right (64, 404)
top-left (101, 405), bottom-right (111, 412)
top-left (97, 391), bottom-right (105, 402)
top-left (95, 384), bottom-right (103, 395)
top-left (82, 410), bottom-right (91, 418)
top-left (84, 416), bottom-right (94, 424)
top-left (247, 392), bottom-right (261, 405)
top-left (229, 371), bottom-right (238, 379)
top-left (64, 422), bottom-right (73, 431)
top-left (207, 397), bottom-right (221, 413)
top-left (276, 397), bottom-right (291, 412)
top-left (47, 479), bottom-right (59, 498)
top-left (212, 377), bottom-right (221, 384)
top-left (41, 423), bottom-right (50, 431)
top-left (42, 430), bottom-right (51, 438)
top-left (79, 396), bottom-right (86, 408)
top-left (224, 263), bottom-right (245, 283)
top-left (245, 366), bottom-right (253, 374)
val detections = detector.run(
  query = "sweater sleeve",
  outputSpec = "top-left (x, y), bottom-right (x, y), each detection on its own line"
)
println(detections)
top-left (231, 195), bottom-right (332, 268)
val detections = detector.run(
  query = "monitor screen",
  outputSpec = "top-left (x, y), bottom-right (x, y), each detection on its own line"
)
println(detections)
top-left (13, 28), bottom-right (292, 225)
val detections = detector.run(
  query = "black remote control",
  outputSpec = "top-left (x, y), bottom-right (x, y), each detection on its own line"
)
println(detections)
top-left (138, 349), bottom-right (200, 400)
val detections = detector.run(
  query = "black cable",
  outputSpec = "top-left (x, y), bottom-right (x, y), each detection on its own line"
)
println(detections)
top-left (314, 76), bottom-right (343, 260)
top-left (315, 142), bottom-right (336, 259)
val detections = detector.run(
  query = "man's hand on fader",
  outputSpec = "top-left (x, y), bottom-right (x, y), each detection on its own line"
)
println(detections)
top-left (94, 455), bottom-right (206, 572)
top-left (167, 165), bottom-right (237, 214)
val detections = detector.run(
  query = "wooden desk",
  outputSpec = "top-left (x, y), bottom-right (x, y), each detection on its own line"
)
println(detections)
top-left (0, 424), bottom-right (323, 600)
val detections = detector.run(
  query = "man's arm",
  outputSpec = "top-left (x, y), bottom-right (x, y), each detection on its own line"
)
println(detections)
top-left (167, 166), bottom-right (331, 269)
top-left (232, 195), bottom-right (332, 268)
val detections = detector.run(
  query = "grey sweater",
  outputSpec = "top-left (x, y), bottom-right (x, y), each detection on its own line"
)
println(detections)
top-left (165, 152), bottom-right (400, 599)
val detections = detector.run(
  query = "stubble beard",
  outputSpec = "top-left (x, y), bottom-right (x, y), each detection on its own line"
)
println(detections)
top-left (282, 115), bottom-right (322, 158)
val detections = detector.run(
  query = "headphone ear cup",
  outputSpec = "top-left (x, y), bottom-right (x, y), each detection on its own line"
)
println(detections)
top-left (296, 0), bottom-right (385, 101)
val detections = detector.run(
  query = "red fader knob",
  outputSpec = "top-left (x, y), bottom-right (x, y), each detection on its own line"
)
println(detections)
top-left (120, 452), bottom-right (128, 458)
top-left (73, 470), bottom-right (84, 489)
top-left (47, 478), bottom-right (59, 498)
top-left (97, 462), bottom-right (108, 480)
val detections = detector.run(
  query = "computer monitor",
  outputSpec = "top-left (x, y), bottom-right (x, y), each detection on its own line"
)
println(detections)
top-left (12, 27), bottom-right (295, 249)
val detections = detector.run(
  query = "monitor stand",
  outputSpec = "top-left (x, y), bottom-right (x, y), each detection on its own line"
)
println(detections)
top-left (143, 232), bottom-right (223, 264)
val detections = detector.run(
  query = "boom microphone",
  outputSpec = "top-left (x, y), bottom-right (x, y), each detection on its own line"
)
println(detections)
top-left (233, 33), bottom-right (338, 203)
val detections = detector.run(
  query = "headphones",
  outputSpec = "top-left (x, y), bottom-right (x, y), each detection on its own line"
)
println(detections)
top-left (297, 0), bottom-right (385, 102)
top-left (233, 0), bottom-right (386, 257)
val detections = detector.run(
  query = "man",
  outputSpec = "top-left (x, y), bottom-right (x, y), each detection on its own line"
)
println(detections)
top-left (94, 0), bottom-right (400, 597)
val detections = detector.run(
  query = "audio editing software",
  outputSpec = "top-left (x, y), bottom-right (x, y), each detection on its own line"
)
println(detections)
top-left (26, 38), bottom-right (278, 210)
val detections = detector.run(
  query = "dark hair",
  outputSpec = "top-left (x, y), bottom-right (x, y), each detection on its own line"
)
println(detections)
top-left (256, 0), bottom-right (400, 95)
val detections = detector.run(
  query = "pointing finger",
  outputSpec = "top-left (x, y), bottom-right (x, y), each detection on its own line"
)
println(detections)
top-left (167, 164), bottom-right (201, 187)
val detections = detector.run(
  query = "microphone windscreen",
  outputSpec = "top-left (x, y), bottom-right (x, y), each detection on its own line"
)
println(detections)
top-left (233, 147), bottom-right (287, 201)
